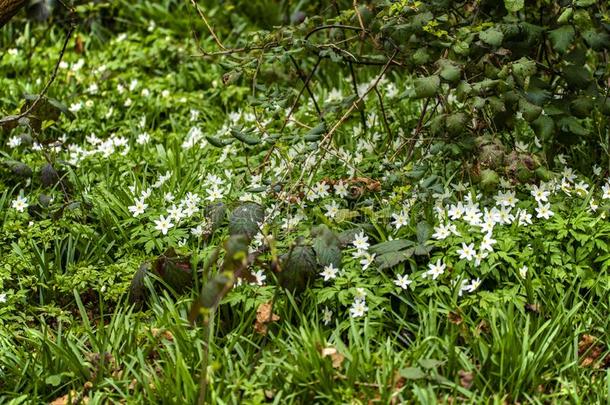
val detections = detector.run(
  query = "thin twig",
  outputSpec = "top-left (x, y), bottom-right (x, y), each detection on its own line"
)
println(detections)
top-left (287, 54), bottom-right (325, 122)
top-left (0, 26), bottom-right (74, 126)
top-left (190, 0), bottom-right (226, 50)
top-left (281, 57), bottom-right (322, 132)
top-left (321, 50), bottom-right (397, 145)
top-left (374, 86), bottom-right (394, 153)
top-left (348, 60), bottom-right (367, 131)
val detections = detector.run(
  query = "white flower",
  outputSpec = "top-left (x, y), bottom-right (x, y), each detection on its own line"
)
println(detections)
top-left (154, 215), bottom-right (174, 235)
top-left (349, 299), bottom-right (368, 318)
top-left (517, 209), bottom-right (533, 226)
top-left (535, 203), bottom-right (554, 220)
top-left (480, 233), bottom-right (497, 253)
top-left (313, 181), bottom-right (330, 199)
top-left (191, 224), bottom-right (205, 237)
top-left (12, 195), bottom-right (28, 212)
top-left (128, 199), bottom-right (148, 217)
top-left (530, 184), bottom-right (549, 203)
top-left (457, 243), bottom-right (476, 262)
top-left (602, 183), bottom-right (610, 200)
top-left (354, 287), bottom-right (367, 301)
top-left (391, 210), bottom-right (410, 230)
top-left (322, 307), bottom-right (333, 325)
top-left (360, 252), bottom-right (376, 271)
top-left (466, 278), bottom-right (481, 293)
top-left (206, 186), bottom-right (224, 201)
top-left (320, 264), bottom-right (339, 281)
top-left (497, 206), bottom-right (515, 225)
top-left (448, 202), bottom-right (465, 220)
top-left (433, 223), bottom-right (452, 240)
top-left (424, 259), bottom-right (446, 280)
top-left (324, 201), bottom-right (340, 219)
top-left (137, 132), bottom-right (150, 145)
top-left (474, 250), bottom-right (488, 267)
top-left (0, 292), bottom-right (5, 303)
top-left (495, 190), bottom-right (518, 208)
top-left (333, 181), bottom-right (349, 198)
top-left (7, 136), bottom-right (21, 148)
top-left (519, 265), bottom-right (528, 278)
top-left (352, 232), bottom-right (370, 251)
top-left (574, 181), bottom-right (589, 197)
top-left (394, 274), bottom-right (413, 289)
top-left (167, 205), bottom-right (185, 222)
top-left (253, 270), bottom-right (266, 286)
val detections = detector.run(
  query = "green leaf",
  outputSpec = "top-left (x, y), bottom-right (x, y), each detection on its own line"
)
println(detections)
top-left (312, 224), bottom-right (342, 268)
top-left (230, 128), bottom-right (260, 145)
top-left (558, 116), bottom-right (587, 136)
top-left (279, 245), bottom-right (317, 292)
top-left (375, 250), bottom-right (413, 270)
top-left (370, 239), bottom-right (415, 255)
top-left (418, 359), bottom-right (445, 369)
top-left (504, 0), bottom-right (524, 12)
top-left (562, 65), bottom-right (592, 89)
top-left (416, 221), bottom-right (432, 244)
top-left (480, 28), bottom-right (504, 47)
top-left (439, 62), bottom-right (462, 82)
top-left (549, 25), bottom-right (575, 53)
top-left (206, 135), bottom-right (229, 148)
top-left (228, 202), bottom-right (265, 238)
top-left (512, 58), bottom-right (537, 85)
top-left (129, 262), bottom-right (150, 306)
top-left (400, 367), bottom-right (426, 380)
top-left (303, 123), bottom-right (326, 141)
top-left (413, 75), bottom-right (440, 99)
top-left (153, 248), bottom-right (193, 293)
top-left (45, 375), bottom-right (62, 387)
top-left (519, 98), bottom-right (543, 122)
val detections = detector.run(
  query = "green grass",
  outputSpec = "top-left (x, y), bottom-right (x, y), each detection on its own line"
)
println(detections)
top-left (1, 1), bottom-right (610, 404)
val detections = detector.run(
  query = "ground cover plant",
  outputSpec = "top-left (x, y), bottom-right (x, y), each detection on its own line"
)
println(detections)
top-left (1, 0), bottom-right (610, 403)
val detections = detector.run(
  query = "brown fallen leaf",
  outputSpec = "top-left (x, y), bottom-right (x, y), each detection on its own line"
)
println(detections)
top-left (320, 346), bottom-right (345, 369)
top-left (578, 334), bottom-right (610, 368)
top-left (448, 311), bottom-right (463, 325)
top-left (253, 301), bottom-right (280, 335)
top-left (458, 369), bottom-right (474, 389)
top-left (151, 328), bottom-right (174, 341)
top-left (49, 390), bottom-right (89, 405)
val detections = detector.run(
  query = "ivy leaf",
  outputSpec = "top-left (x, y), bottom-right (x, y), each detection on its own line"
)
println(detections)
top-left (480, 28), bottom-right (504, 47)
top-left (152, 248), bottom-right (193, 293)
top-left (228, 202), bottom-right (264, 238)
top-left (279, 245), bottom-right (317, 292)
top-left (562, 65), bottom-right (592, 90)
top-left (504, 0), bottom-right (524, 12)
top-left (437, 59), bottom-right (461, 82)
top-left (413, 75), bottom-right (440, 99)
top-left (549, 25), bottom-right (575, 53)
top-left (311, 224), bottom-right (342, 268)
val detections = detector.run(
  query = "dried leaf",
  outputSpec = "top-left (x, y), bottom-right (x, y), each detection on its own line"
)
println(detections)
top-left (448, 311), bottom-right (463, 325)
top-left (458, 370), bottom-right (474, 389)
top-left (320, 346), bottom-right (345, 369)
top-left (254, 301), bottom-right (280, 335)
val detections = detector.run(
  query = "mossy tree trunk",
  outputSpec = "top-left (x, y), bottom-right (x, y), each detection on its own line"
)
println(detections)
top-left (0, 0), bottom-right (27, 28)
